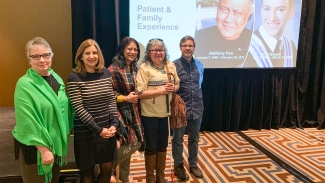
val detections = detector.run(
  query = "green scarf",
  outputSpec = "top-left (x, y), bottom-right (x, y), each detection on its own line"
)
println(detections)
top-left (12, 68), bottom-right (73, 182)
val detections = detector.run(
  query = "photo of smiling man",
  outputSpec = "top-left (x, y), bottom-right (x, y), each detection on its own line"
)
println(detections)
top-left (245, 0), bottom-right (299, 68)
top-left (194, 0), bottom-right (254, 68)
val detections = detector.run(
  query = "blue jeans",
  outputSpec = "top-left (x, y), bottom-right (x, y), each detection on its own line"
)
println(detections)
top-left (172, 115), bottom-right (202, 167)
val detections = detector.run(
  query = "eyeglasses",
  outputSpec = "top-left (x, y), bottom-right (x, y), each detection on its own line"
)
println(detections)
top-left (29, 53), bottom-right (51, 60)
top-left (181, 44), bottom-right (194, 48)
top-left (150, 49), bottom-right (165, 53)
top-left (149, 38), bottom-right (163, 42)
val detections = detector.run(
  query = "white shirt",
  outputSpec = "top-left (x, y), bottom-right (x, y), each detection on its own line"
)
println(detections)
top-left (259, 26), bottom-right (282, 52)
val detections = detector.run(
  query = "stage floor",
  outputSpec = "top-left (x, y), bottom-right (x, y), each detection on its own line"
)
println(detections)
top-left (0, 108), bottom-right (77, 180)
top-left (1, 107), bottom-right (325, 183)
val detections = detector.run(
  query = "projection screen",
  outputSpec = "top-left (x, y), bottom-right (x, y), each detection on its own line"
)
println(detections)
top-left (130, 0), bottom-right (302, 68)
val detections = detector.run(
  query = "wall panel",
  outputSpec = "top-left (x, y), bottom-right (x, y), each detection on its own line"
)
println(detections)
top-left (0, 0), bottom-right (72, 106)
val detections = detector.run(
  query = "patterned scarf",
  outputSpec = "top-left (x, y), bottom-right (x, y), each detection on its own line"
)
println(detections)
top-left (108, 60), bottom-right (144, 145)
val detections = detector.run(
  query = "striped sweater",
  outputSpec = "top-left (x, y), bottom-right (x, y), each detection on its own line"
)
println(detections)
top-left (67, 69), bottom-right (118, 169)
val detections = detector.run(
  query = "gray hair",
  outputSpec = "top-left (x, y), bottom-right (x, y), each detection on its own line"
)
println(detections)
top-left (142, 39), bottom-right (169, 65)
top-left (218, 0), bottom-right (254, 8)
top-left (25, 37), bottom-right (54, 60)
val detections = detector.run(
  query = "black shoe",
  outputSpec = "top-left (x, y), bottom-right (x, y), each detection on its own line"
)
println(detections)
top-left (174, 163), bottom-right (189, 181)
top-left (189, 166), bottom-right (203, 178)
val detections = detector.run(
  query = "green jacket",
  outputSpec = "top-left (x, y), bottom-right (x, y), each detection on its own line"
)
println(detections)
top-left (12, 68), bottom-right (73, 182)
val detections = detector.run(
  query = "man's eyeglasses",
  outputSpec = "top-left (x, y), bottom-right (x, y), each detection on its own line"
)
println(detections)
top-left (29, 53), bottom-right (51, 60)
top-left (150, 49), bottom-right (165, 53)
top-left (181, 44), bottom-right (194, 48)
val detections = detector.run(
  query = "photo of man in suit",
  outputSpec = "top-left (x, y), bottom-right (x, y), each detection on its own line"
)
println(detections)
top-left (244, 0), bottom-right (297, 68)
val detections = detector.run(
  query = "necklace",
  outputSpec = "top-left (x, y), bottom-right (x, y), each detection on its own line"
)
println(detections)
top-left (150, 62), bottom-right (166, 74)
top-left (43, 74), bottom-right (52, 88)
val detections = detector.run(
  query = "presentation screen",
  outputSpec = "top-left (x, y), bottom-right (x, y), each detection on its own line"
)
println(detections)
top-left (129, 0), bottom-right (302, 68)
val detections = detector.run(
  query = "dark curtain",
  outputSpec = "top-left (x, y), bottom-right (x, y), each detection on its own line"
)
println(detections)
top-left (201, 69), bottom-right (297, 131)
top-left (296, 0), bottom-right (325, 129)
top-left (71, 0), bottom-right (325, 132)
top-left (71, 0), bottom-right (127, 67)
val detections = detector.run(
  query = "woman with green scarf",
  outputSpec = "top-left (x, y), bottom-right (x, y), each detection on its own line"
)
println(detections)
top-left (12, 37), bottom-right (73, 183)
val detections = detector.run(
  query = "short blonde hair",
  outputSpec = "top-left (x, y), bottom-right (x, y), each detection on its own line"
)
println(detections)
top-left (73, 39), bottom-right (105, 76)
top-left (25, 37), bottom-right (53, 60)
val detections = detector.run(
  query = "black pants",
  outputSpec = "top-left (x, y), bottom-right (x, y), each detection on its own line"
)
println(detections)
top-left (142, 116), bottom-right (169, 155)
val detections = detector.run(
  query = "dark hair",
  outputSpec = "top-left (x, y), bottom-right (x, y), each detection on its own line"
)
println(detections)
top-left (142, 39), bottom-right (169, 65)
top-left (112, 37), bottom-right (140, 68)
top-left (179, 35), bottom-right (196, 48)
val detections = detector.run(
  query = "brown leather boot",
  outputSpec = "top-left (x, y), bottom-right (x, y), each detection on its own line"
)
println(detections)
top-left (145, 154), bottom-right (156, 183)
top-left (156, 151), bottom-right (167, 183)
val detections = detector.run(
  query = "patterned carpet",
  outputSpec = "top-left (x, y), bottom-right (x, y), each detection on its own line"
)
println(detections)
top-left (125, 129), bottom-right (325, 183)
top-left (1, 107), bottom-right (324, 182)
top-left (241, 128), bottom-right (325, 183)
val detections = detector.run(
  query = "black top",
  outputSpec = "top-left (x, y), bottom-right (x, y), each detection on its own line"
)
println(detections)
top-left (42, 74), bottom-right (60, 95)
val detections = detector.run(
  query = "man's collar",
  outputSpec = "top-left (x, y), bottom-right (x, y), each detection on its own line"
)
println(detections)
top-left (180, 56), bottom-right (194, 65)
top-left (259, 26), bottom-right (284, 52)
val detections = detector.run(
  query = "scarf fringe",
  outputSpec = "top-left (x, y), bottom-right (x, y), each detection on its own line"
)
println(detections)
top-left (56, 155), bottom-right (68, 166)
top-left (37, 155), bottom-right (67, 183)
top-left (38, 164), bottom-right (53, 183)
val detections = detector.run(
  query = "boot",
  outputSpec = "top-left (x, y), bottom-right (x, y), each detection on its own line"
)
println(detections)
top-left (145, 153), bottom-right (156, 183)
top-left (316, 121), bottom-right (324, 130)
top-left (156, 151), bottom-right (167, 183)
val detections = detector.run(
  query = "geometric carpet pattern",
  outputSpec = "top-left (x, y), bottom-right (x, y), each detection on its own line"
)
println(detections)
top-left (1, 108), bottom-right (324, 182)
top-left (242, 128), bottom-right (325, 183)
top-left (126, 129), bottom-right (325, 183)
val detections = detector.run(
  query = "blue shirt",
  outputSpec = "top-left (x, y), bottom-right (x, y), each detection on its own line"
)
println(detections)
top-left (174, 57), bottom-right (204, 120)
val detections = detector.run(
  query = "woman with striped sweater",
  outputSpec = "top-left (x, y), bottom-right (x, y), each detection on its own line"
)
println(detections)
top-left (67, 39), bottom-right (118, 183)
